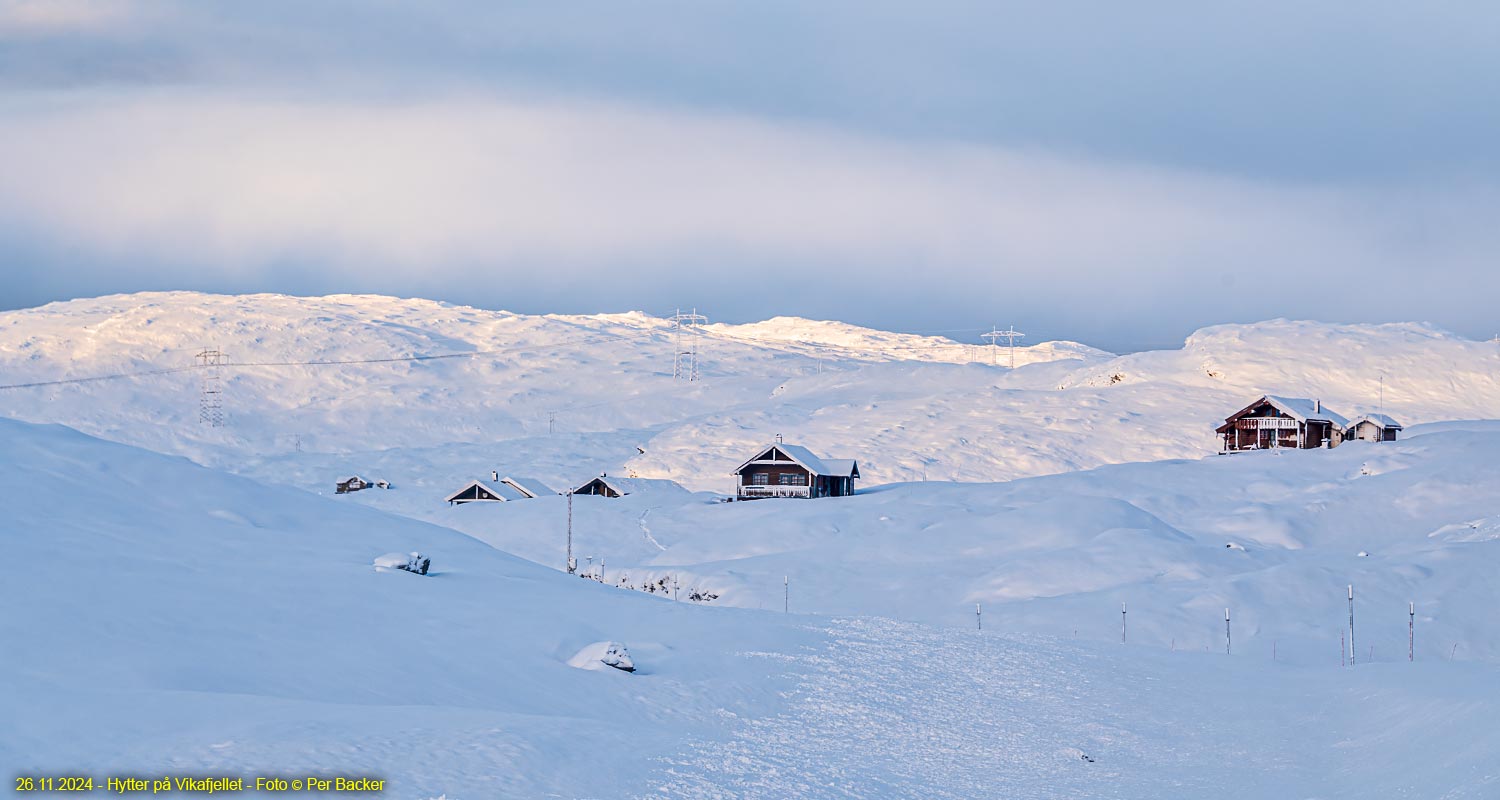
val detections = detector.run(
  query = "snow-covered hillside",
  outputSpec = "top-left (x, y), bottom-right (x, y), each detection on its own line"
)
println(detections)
top-left (2, 293), bottom-right (1497, 499)
top-left (319, 422), bottom-right (1500, 670)
top-left (7, 417), bottom-right (1500, 799)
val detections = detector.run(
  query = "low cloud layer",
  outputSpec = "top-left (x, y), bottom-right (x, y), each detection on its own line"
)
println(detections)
top-left (1, 2), bottom-right (1497, 350)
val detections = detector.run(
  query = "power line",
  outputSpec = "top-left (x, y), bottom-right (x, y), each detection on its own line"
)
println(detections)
top-left (0, 365), bottom-right (199, 391)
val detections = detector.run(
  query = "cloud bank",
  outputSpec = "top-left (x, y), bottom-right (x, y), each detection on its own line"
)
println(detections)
top-left (1, 2), bottom-right (1497, 349)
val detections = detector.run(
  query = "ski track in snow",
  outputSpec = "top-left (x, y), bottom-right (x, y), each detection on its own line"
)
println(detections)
top-left (647, 618), bottom-right (1331, 800)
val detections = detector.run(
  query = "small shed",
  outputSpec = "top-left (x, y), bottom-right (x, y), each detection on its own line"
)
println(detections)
top-left (573, 475), bottom-right (691, 498)
top-left (1347, 413), bottom-right (1403, 442)
top-left (336, 476), bottom-right (370, 494)
top-left (733, 441), bottom-right (860, 500)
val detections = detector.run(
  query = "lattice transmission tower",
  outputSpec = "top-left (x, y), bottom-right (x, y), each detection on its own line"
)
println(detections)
top-left (998, 325), bottom-right (1026, 368)
top-left (981, 325), bottom-right (1003, 365)
top-left (670, 308), bottom-right (708, 381)
top-left (196, 347), bottom-right (226, 427)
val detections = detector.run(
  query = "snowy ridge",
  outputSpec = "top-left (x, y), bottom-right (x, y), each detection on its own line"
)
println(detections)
top-left (5, 294), bottom-right (1499, 498)
top-left (703, 315), bottom-right (1107, 366)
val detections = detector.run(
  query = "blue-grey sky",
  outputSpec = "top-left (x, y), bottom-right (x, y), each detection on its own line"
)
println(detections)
top-left (1, 1), bottom-right (1497, 351)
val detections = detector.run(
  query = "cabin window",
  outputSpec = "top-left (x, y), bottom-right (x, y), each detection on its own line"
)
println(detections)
top-left (778, 473), bottom-right (805, 486)
top-left (751, 473), bottom-right (769, 485)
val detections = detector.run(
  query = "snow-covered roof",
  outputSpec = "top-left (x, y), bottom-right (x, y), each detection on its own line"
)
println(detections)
top-left (501, 476), bottom-right (556, 499)
top-left (576, 476), bottom-right (691, 496)
top-left (734, 443), bottom-right (859, 478)
top-left (1349, 413), bottom-right (1403, 429)
top-left (1261, 396), bottom-right (1351, 428)
top-left (337, 476), bottom-right (365, 484)
top-left (820, 459), bottom-right (860, 478)
top-left (444, 479), bottom-right (529, 503)
top-left (773, 444), bottom-right (830, 474)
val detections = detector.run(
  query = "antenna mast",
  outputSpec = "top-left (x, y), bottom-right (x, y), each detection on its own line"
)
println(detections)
top-left (670, 308), bottom-right (708, 381)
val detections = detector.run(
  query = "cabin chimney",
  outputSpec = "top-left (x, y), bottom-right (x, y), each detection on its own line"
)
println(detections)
top-left (775, 433), bottom-right (784, 444)
top-left (1315, 399), bottom-right (1321, 413)
top-left (491, 470), bottom-right (498, 482)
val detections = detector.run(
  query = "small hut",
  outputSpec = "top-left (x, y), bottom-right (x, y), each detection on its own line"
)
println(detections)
top-left (336, 476), bottom-right (370, 494)
top-left (1346, 413), bottom-right (1403, 442)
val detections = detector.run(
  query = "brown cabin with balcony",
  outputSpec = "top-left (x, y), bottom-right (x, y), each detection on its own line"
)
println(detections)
top-left (1216, 395), bottom-right (1350, 452)
top-left (733, 441), bottom-right (860, 500)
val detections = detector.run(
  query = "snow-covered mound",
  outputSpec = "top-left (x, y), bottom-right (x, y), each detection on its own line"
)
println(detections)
top-left (6, 416), bottom-right (1500, 798)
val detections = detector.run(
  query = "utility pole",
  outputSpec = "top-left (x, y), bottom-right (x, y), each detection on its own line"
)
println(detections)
top-left (1348, 585), bottom-right (1356, 665)
top-left (783, 575), bottom-right (789, 613)
top-left (976, 602), bottom-right (983, 632)
top-left (1409, 601), bottom-right (1415, 662)
top-left (1121, 601), bottom-right (1127, 644)
top-left (1225, 608), bottom-right (1232, 655)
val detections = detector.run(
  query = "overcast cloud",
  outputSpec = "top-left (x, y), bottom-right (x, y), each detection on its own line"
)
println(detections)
top-left (1, 0), bottom-right (1497, 351)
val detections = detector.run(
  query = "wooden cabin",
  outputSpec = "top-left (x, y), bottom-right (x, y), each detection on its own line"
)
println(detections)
top-left (1347, 413), bottom-right (1403, 442)
top-left (445, 474), bottom-right (555, 505)
top-left (573, 475), bottom-right (690, 498)
top-left (336, 476), bottom-right (370, 494)
top-left (733, 442), bottom-right (859, 500)
top-left (1216, 396), bottom-right (1349, 451)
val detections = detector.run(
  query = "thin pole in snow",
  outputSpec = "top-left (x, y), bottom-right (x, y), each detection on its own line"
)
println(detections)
top-left (1121, 601), bottom-right (1127, 644)
top-left (1409, 602), bottom-right (1415, 662)
top-left (1341, 632), bottom-right (1346, 667)
top-left (565, 490), bottom-right (576, 574)
top-left (784, 575), bottom-right (789, 614)
top-left (976, 602), bottom-right (982, 632)
top-left (1347, 585), bottom-right (1356, 665)
top-left (1225, 608), bottom-right (1232, 655)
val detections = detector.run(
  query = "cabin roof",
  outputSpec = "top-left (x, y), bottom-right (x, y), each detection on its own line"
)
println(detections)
top-left (734, 442), bottom-right (859, 477)
top-left (1223, 395), bottom-right (1350, 428)
top-left (337, 475), bottom-right (364, 484)
top-left (577, 476), bottom-right (691, 496)
top-left (501, 476), bottom-right (556, 498)
top-left (444, 478), bottom-right (528, 503)
top-left (1349, 413), bottom-right (1403, 429)
top-left (820, 459), bottom-right (861, 478)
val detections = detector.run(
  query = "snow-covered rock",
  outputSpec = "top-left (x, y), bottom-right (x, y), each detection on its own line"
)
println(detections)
top-left (568, 641), bottom-right (636, 673)
top-left (374, 551), bottom-right (430, 575)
